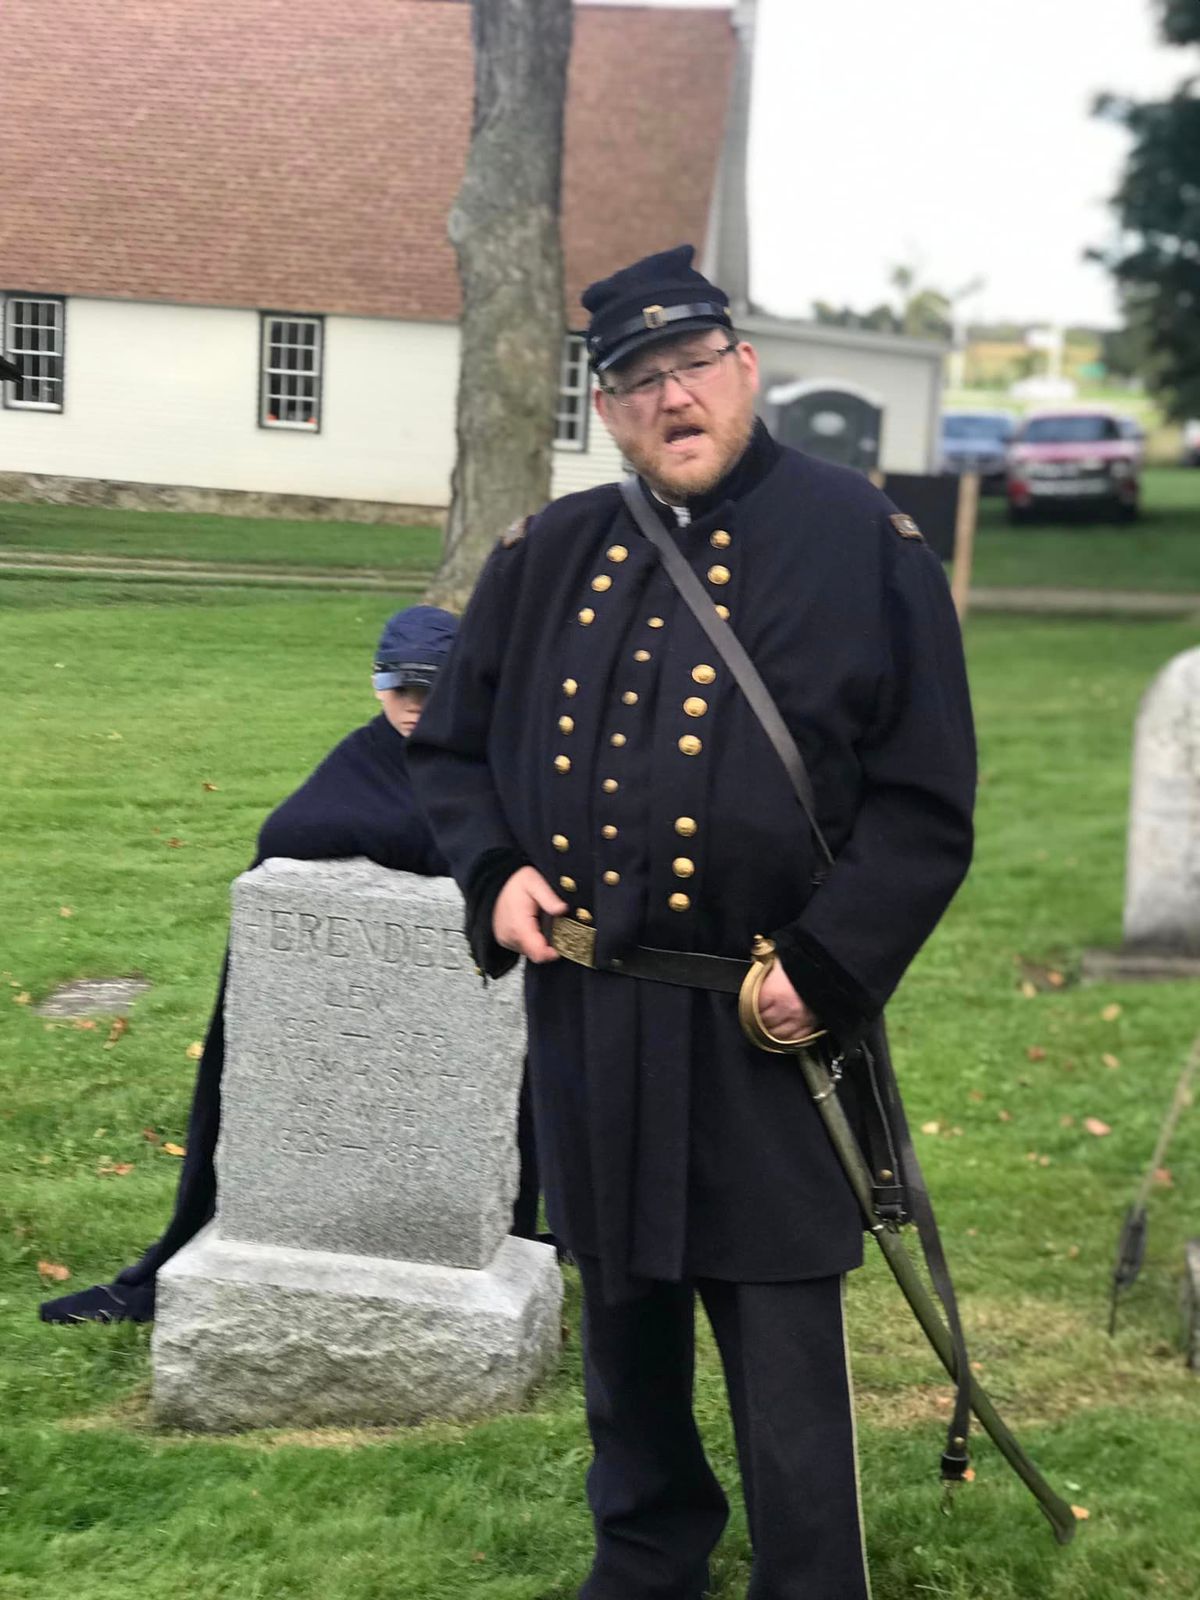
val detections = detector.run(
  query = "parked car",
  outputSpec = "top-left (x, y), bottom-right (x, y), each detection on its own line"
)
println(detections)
top-left (1182, 420), bottom-right (1200, 467)
top-left (1006, 409), bottom-right (1141, 522)
top-left (1115, 414), bottom-right (1147, 464)
top-left (938, 409), bottom-right (1013, 491)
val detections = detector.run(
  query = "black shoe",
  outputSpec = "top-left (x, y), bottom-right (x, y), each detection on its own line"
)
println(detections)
top-left (39, 1278), bottom-right (156, 1324)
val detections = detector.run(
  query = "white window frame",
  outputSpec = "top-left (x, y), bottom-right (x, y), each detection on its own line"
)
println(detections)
top-left (3, 295), bottom-right (66, 412)
top-left (554, 332), bottom-right (590, 452)
top-left (259, 313), bottom-right (323, 432)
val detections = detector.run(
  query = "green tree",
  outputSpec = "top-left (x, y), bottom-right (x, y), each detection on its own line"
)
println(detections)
top-left (1096, 3), bottom-right (1200, 418)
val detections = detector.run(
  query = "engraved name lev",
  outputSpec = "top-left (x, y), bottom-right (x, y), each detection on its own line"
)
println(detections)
top-left (264, 910), bottom-right (468, 969)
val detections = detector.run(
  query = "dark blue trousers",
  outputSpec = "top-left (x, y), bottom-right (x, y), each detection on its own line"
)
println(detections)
top-left (575, 1257), bottom-right (870, 1600)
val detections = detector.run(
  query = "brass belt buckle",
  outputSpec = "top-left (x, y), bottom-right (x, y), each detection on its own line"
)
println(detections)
top-left (551, 915), bottom-right (598, 968)
top-left (738, 935), bottom-right (827, 1054)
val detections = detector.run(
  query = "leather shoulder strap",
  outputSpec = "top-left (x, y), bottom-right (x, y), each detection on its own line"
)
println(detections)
top-left (620, 477), bottom-right (834, 866)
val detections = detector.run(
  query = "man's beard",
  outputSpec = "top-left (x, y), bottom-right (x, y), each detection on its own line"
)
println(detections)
top-left (624, 404), bottom-right (755, 504)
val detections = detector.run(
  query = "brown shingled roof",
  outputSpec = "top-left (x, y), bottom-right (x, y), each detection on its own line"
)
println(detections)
top-left (0, 0), bottom-right (733, 323)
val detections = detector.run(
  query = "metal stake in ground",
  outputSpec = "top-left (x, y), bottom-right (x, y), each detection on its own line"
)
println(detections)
top-left (1109, 1030), bottom-right (1200, 1337)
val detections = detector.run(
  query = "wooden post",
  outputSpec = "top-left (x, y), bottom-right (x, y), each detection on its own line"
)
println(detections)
top-left (950, 471), bottom-right (980, 622)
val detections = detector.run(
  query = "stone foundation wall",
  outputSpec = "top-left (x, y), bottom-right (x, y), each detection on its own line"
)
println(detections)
top-left (0, 471), bottom-right (446, 528)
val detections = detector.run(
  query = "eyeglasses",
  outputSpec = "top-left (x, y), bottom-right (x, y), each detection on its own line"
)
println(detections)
top-left (603, 343), bottom-right (738, 407)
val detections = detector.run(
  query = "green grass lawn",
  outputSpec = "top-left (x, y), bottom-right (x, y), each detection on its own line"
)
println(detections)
top-left (0, 500), bottom-right (440, 571)
top-left (3, 464), bottom-right (1200, 599)
top-left (1, 580), bottom-right (1199, 1598)
top-left (971, 467), bottom-right (1200, 593)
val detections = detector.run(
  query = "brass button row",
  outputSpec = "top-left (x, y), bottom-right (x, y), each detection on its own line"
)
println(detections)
top-left (608, 544), bottom-right (628, 563)
top-left (563, 678), bottom-right (578, 697)
top-left (634, 649), bottom-right (651, 663)
top-left (648, 616), bottom-right (665, 629)
top-left (708, 565), bottom-right (730, 587)
top-left (675, 816), bottom-right (697, 837)
top-left (692, 664), bottom-right (715, 685)
top-left (602, 824), bottom-right (618, 839)
top-left (559, 715), bottom-right (574, 734)
top-left (683, 697), bottom-right (707, 718)
top-left (579, 607), bottom-right (595, 626)
top-left (669, 892), bottom-right (690, 913)
top-left (672, 857), bottom-right (694, 879)
top-left (711, 529), bottom-right (731, 549)
top-left (622, 690), bottom-right (638, 706)
top-left (678, 735), bottom-right (702, 757)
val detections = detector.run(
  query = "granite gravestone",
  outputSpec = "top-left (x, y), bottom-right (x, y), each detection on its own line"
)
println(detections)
top-left (1124, 647), bottom-right (1200, 956)
top-left (152, 859), bottom-right (561, 1432)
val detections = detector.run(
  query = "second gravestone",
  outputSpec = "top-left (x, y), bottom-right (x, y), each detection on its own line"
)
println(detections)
top-left (152, 859), bottom-right (561, 1431)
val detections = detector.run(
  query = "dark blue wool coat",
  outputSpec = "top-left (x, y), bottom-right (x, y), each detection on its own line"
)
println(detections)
top-left (409, 428), bottom-right (976, 1300)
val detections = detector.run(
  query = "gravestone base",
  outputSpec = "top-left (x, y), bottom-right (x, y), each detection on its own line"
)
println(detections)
top-left (1080, 948), bottom-right (1200, 985)
top-left (152, 1226), bottom-right (562, 1432)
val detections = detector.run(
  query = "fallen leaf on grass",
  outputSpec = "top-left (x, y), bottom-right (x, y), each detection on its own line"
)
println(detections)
top-left (202, 781), bottom-right (219, 792)
top-left (963, 1467), bottom-right (976, 1482)
top-left (72, 1018), bottom-right (97, 1031)
top-left (967, 1088), bottom-right (985, 1103)
top-left (921, 1120), bottom-right (941, 1135)
top-left (1026, 1045), bottom-right (1046, 1061)
top-left (12, 992), bottom-right (30, 1006)
top-left (162, 1142), bottom-right (186, 1158)
top-left (1072, 1505), bottom-right (1090, 1521)
top-left (1103, 1053), bottom-right (1120, 1070)
top-left (1153, 1167), bottom-right (1173, 1189)
top-left (1101, 1003), bottom-right (1122, 1022)
top-left (166, 838), bottom-right (186, 849)
top-left (98, 1161), bottom-right (134, 1177)
top-left (185, 1041), bottom-right (203, 1060)
top-left (103, 1017), bottom-right (129, 1048)
top-left (997, 1109), bottom-right (1012, 1123)
top-left (1020, 981), bottom-right (1038, 1000)
top-left (1083, 1117), bottom-right (1112, 1138)
top-left (142, 1128), bottom-right (161, 1144)
top-left (37, 1261), bottom-right (70, 1282)
top-left (1059, 1114), bottom-right (1075, 1127)
top-left (59, 906), bottom-right (74, 918)
top-left (1046, 970), bottom-right (1066, 988)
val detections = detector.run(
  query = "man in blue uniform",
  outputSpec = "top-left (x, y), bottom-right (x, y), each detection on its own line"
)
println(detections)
top-left (408, 245), bottom-right (976, 1599)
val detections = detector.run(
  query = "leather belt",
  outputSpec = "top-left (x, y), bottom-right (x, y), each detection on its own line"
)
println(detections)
top-left (543, 914), bottom-right (750, 995)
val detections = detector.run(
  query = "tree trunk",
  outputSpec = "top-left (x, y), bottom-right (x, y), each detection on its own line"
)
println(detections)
top-left (426, 0), bottom-right (574, 611)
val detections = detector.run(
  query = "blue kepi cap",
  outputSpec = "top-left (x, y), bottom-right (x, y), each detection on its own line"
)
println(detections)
top-left (372, 605), bottom-right (458, 691)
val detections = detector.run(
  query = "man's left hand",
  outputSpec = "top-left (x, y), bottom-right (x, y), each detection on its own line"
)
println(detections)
top-left (756, 961), bottom-right (821, 1041)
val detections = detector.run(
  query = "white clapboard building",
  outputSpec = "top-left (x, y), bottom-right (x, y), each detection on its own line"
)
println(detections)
top-left (0, 0), bottom-right (944, 522)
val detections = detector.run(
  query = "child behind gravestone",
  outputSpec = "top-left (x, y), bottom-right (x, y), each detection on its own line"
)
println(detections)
top-left (40, 606), bottom-right (540, 1325)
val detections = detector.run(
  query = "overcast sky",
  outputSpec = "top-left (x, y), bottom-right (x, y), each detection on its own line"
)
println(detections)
top-left (585, 0), bottom-right (1187, 328)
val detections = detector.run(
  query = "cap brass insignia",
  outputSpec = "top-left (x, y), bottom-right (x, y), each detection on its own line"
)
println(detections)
top-left (500, 515), bottom-right (530, 548)
top-left (890, 513), bottom-right (924, 542)
top-left (643, 304), bottom-right (667, 330)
